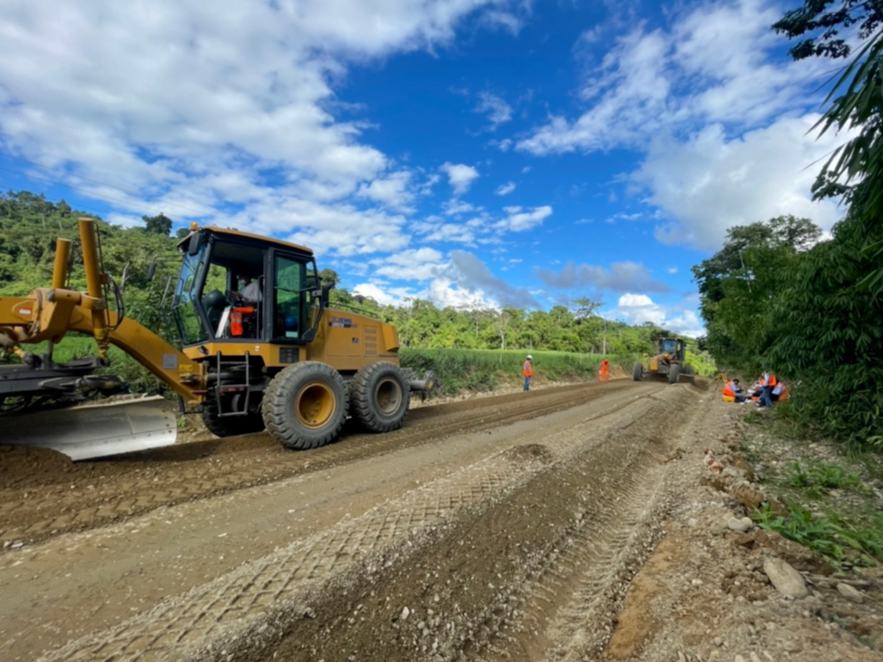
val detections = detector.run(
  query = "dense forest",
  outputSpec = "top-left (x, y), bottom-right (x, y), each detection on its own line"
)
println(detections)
top-left (0, 189), bottom-right (708, 378)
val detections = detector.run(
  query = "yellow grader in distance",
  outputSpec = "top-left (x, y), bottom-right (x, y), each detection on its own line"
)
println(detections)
top-left (632, 337), bottom-right (695, 385)
top-left (0, 218), bottom-right (436, 460)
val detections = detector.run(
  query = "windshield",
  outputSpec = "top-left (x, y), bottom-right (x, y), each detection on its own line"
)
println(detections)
top-left (661, 339), bottom-right (676, 354)
top-left (171, 248), bottom-right (209, 345)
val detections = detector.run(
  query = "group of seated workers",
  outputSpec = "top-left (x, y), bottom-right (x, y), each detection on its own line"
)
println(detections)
top-left (722, 375), bottom-right (789, 407)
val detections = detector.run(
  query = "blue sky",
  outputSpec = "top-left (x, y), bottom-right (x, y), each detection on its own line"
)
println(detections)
top-left (0, 0), bottom-right (849, 336)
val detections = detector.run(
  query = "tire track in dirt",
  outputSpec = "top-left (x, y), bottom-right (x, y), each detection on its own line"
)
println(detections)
top-left (478, 425), bottom-right (674, 661)
top-left (0, 381), bottom-right (645, 548)
top-left (36, 384), bottom-right (695, 662)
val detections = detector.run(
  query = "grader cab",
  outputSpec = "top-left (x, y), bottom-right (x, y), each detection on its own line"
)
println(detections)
top-left (632, 337), bottom-right (695, 385)
top-left (0, 219), bottom-right (435, 460)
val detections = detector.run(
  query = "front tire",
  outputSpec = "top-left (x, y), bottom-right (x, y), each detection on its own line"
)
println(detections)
top-left (668, 364), bottom-right (681, 384)
top-left (262, 362), bottom-right (349, 449)
top-left (632, 362), bottom-right (644, 381)
top-left (351, 362), bottom-right (410, 433)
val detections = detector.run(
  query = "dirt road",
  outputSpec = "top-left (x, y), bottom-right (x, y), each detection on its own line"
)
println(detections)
top-left (1, 381), bottom-right (880, 662)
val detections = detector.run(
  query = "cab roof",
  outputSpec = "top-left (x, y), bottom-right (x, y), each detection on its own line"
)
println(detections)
top-left (178, 225), bottom-right (314, 256)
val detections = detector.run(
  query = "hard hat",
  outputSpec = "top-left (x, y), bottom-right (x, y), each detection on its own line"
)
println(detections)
top-left (526, 355), bottom-right (532, 360)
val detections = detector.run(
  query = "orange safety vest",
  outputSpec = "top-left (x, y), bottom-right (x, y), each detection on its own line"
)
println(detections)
top-left (599, 359), bottom-right (609, 381)
top-left (762, 373), bottom-right (777, 387)
top-left (523, 360), bottom-right (533, 377)
top-left (722, 381), bottom-right (738, 397)
top-left (231, 307), bottom-right (256, 336)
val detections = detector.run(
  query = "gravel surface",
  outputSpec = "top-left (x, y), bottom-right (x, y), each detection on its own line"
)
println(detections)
top-left (1, 380), bottom-right (880, 661)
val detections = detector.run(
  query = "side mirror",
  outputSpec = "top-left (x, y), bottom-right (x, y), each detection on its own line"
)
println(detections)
top-left (187, 232), bottom-right (203, 256)
top-left (321, 282), bottom-right (332, 306)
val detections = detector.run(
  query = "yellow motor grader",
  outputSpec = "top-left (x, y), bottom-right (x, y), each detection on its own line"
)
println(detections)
top-left (0, 218), bottom-right (435, 460)
top-left (632, 337), bottom-right (695, 385)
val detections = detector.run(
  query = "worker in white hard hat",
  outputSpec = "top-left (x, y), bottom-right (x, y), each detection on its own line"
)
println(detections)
top-left (523, 355), bottom-right (534, 391)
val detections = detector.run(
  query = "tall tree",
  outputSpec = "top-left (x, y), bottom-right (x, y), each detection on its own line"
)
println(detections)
top-left (143, 213), bottom-right (172, 236)
top-left (773, 0), bottom-right (883, 60)
top-left (692, 216), bottom-right (822, 369)
top-left (765, 207), bottom-right (883, 447)
top-left (736, 4), bottom-right (883, 448)
top-left (775, 2), bottom-right (883, 293)
top-left (319, 268), bottom-right (341, 289)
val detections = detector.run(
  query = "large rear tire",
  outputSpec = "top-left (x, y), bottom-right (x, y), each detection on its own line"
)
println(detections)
top-left (668, 364), bottom-right (681, 384)
top-left (202, 398), bottom-right (265, 437)
top-left (262, 362), bottom-right (349, 449)
top-left (682, 363), bottom-right (694, 376)
top-left (632, 362), bottom-right (644, 381)
top-left (351, 361), bottom-right (410, 432)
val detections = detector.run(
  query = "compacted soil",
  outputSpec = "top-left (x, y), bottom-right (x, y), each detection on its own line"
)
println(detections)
top-left (1, 380), bottom-right (880, 662)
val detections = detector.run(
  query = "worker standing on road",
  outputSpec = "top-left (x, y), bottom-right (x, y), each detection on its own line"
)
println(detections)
top-left (599, 358), bottom-right (610, 382)
top-left (523, 355), bottom-right (533, 391)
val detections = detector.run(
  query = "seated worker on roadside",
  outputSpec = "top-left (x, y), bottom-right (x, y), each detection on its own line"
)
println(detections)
top-left (746, 380), bottom-right (762, 402)
top-left (722, 378), bottom-right (745, 403)
top-left (757, 371), bottom-right (777, 409)
top-left (771, 381), bottom-right (789, 402)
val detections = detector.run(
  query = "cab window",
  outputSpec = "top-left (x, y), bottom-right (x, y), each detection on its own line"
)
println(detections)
top-left (274, 255), bottom-right (305, 339)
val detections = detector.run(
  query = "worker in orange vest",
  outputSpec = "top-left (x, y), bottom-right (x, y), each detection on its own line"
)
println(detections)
top-left (721, 378), bottom-right (744, 403)
top-left (772, 381), bottom-right (789, 402)
top-left (523, 355), bottom-right (533, 391)
top-left (758, 371), bottom-right (777, 409)
top-left (599, 358), bottom-right (610, 382)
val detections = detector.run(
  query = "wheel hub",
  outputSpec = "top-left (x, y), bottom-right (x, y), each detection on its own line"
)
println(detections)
top-left (374, 378), bottom-right (402, 415)
top-left (295, 382), bottom-right (335, 429)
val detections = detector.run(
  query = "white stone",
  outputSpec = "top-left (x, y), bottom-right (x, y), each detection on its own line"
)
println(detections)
top-left (836, 582), bottom-right (864, 603)
top-left (763, 558), bottom-right (808, 599)
top-left (727, 518), bottom-right (752, 533)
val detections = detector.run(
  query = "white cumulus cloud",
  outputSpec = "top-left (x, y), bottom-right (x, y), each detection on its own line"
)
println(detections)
top-left (0, 0), bottom-right (520, 256)
top-left (474, 91), bottom-right (513, 130)
top-left (608, 293), bottom-right (704, 337)
top-left (440, 162), bottom-right (480, 195)
top-left (495, 181), bottom-right (516, 195)
top-left (638, 117), bottom-right (847, 249)
top-left (495, 205), bottom-right (551, 232)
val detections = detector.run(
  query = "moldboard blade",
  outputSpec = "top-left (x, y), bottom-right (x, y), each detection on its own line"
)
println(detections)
top-left (2, 396), bottom-right (177, 461)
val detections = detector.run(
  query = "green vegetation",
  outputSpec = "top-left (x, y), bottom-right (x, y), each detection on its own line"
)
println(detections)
top-left (0, 190), bottom-right (713, 397)
top-left (784, 461), bottom-right (862, 496)
top-left (756, 501), bottom-right (883, 569)
top-left (701, 4), bottom-right (883, 570)
top-left (691, 5), bottom-right (883, 451)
